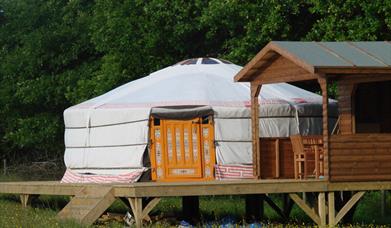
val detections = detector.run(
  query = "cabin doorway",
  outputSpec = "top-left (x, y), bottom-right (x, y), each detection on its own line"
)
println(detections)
top-left (355, 81), bottom-right (391, 133)
top-left (150, 116), bottom-right (215, 181)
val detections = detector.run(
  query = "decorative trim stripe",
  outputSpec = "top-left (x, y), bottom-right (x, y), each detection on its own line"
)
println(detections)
top-left (215, 164), bottom-right (254, 180)
top-left (61, 168), bottom-right (145, 183)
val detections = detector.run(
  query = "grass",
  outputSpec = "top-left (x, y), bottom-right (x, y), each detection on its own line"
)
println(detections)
top-left (0, 196), bottom-right (82, 228)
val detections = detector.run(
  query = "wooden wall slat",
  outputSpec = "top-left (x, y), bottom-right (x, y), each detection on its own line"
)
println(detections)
top-left (330, 134), bottom-right (391, 182)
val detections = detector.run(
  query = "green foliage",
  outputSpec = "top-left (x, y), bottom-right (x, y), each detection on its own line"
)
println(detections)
top-left (0, 0), bottom-right (99, 162)
top-left (0, 0), bottom-right (390, 162)
top-left (306, 0), bottom-right (391, 41)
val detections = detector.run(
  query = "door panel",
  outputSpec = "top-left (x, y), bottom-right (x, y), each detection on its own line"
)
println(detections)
top-left (165, 120), bottom-right (202, 179)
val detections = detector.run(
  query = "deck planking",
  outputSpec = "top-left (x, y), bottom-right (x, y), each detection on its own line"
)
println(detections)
top-left (1, 179), bottom-right (391, 198)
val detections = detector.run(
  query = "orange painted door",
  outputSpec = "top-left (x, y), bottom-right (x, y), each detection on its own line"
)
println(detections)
top-left (150, 116), bottom-right (215, 181)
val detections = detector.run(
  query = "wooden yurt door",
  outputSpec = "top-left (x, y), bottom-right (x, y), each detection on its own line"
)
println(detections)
top-left (150, 116), bottom-right (215, 181)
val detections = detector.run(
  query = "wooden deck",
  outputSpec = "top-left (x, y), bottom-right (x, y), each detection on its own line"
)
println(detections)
top-left (1, 179), bottom-right (391, 197)
top-left (1, 179), bottom-right (391, 227)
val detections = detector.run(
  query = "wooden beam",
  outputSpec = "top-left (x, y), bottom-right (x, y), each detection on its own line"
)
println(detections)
top-left (142, 198), bottom-right (161, 221)
top-left (283, 194), bottom-right (294, 218)
top-left (381, 190), bottom-right (386, 217)
top-left (334, 191), bottom-right (365, 224)
top-left (245, 194), bottom-right (264, 221)
top-left (182, 196), bottom-right (200, 222)
top-left (275, 139), bottom-right (280, 178)
top-left (264, 195), bottom-right (287, 219)
top-left (20, 194), bottom-right (30, 207)
top-left (328, 192), bottom-right (336, 226)
top-left (337, 82), bottom-right (356, 134)
top-left (336, 74), bottom-right (391, 84)
top-left (289, 193), bottom-right (321, 225)
top-left (251, 83), bottom-right (262, 178)
top-left (318, 193), bottom-right (326, 226)
top-left (318, 76), bottom-right (329, 180)
top-left (128, 197), bottom-right (143, 228)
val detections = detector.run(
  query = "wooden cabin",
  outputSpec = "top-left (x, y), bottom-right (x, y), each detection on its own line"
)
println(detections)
top-left (235, 41), bottom-right (391, 181)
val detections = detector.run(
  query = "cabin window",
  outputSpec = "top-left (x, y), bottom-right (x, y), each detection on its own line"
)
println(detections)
top-left (355, 81), bottom-right (391, 133)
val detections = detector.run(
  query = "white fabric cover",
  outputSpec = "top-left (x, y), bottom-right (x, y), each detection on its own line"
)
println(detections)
top-left (63, 58), bottom-right (337, 175)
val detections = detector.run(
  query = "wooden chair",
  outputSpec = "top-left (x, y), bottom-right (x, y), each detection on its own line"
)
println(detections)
top-left (290, 135), bottom-right (324, 179)
top-left (302, 136), bottom-right (324, 178)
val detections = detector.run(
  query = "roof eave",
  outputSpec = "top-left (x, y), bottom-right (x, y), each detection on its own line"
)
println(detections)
top-left (315, 66), bottom-right (391, 74)
top-left (234, 41), bottom-right (317, 82)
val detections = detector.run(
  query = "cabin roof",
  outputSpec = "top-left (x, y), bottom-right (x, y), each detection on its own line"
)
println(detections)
top-left (235, 41), bottom-right (391, 82)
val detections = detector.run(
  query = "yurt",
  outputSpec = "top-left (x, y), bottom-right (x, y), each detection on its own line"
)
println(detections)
top-left (61, 58), bottom-right (337, 183)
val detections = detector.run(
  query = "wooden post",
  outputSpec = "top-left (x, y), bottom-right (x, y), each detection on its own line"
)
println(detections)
top-left (182, 196), bottom-right (199, 223)
top-left (20, 194), bottom-right (30, 207)
top-left (318, 77), bottom-right (329, 180)
top-left (251, 83), bottom-right (262, 178)
top-left (381, 190), bottom-right (386, 217)
top-left (337, 81), bottom-right (356, 134)
top-left (275, 139), bottom-right (280, 178)
top-left (3, 159), bottom-right (6, 175)
top-left (129, 197), bottom-right (143, 228)
top-left (283, 194), bottom-right (293, 218)
top-left (245, 194), bottom-right (264, 221)
top-left (318, 193), bottom-right (326, 227)
top-left (328, 192), bottom-right (335, 226)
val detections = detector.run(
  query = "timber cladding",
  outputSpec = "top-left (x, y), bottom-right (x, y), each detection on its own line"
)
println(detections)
top-left (329, 134), bottom-right (391, 182)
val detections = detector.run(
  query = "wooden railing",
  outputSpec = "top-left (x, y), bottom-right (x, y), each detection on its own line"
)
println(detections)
top-left (329, 134), bottom-right (391, 181)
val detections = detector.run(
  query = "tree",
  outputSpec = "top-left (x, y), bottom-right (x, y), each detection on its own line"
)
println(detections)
top-left (0, 0), bottom-right (99, 162)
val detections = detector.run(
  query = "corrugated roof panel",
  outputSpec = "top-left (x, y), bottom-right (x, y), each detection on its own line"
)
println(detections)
top-left (321, 42), bottom-right (386, 67)
top-left (273, 41), bottom-right (352, 67)
top-left (351, 42), bottom-right (391, 66)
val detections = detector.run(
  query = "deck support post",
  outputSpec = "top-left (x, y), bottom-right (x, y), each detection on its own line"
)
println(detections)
top-left (20, 194), bottom-right (30, 207)
top-left (318, 192), bottom-right (326, 227)
top-left (328, 192), bottom-right (335, 226)
top-left (282, 194), bottom-right (293, 218)
top-left (381, 190), bottom-right (386, 217)
top-left (291, 191), bottom-right (365, 226)
top-left (128, 197), bottom-right (161, 228)
top-left (245, 194), bottom-right (264, 221)
top-left (264, 194), bottom-right (288, 219)
top-left (128, 197), bottom-right (143, 228)
top-left (182, 196), bottom-right (200, 223)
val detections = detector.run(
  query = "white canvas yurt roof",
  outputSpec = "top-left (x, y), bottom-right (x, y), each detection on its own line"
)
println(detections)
top-left (63, 58), bottom-right (337, 180)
